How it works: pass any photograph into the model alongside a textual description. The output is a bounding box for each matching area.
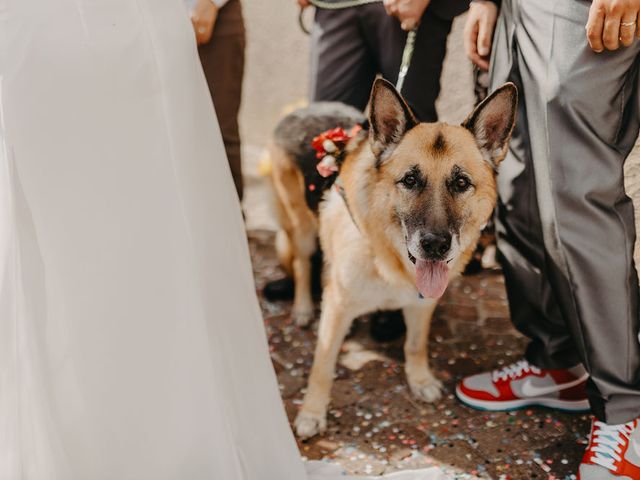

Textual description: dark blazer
[317,0,471,21]
[429,0,471,20]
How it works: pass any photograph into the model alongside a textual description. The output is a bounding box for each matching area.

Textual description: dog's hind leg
[403,302,443,403]
[275,229,293,276]
[289,227,317,326]
[295,288,353,438]
[270,145,318,326]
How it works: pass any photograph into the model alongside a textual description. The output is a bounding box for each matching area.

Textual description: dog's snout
[421,232,451,259]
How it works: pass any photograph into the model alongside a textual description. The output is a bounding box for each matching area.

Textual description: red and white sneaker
[455,359,590,411]
[578,418,640,479]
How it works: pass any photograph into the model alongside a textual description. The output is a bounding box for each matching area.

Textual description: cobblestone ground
[249,231,594,480]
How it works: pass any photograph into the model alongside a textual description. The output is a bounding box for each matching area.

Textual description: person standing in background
[302,0,469,122]
[189,0,246,200]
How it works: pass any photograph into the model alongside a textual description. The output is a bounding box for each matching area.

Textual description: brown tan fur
[269,142,319,325]
[270,80,518,438]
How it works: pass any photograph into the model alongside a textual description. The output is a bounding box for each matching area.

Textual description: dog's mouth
[408,251,449,299]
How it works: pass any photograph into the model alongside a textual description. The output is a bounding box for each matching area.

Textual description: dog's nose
[421,232,451,259]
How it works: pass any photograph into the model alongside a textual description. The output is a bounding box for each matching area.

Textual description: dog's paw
[294,409,326,439]
[409,375,443,403]
[292,308,315,327]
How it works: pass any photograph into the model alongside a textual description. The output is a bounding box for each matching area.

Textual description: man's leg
[514,0,640,424]
[490,0,582,370]
[198,0,246,200]
[361,5,452,122]
[310,7,377,109]
[456,0,592,415]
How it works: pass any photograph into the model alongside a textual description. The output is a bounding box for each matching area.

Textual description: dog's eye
[453,175,471,193]
[401,173,418,189]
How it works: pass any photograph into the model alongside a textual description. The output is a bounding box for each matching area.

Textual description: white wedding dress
[0,1,445,479]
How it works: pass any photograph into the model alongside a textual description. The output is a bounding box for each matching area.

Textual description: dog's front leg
[403,302,443,403]
[295,289,353,438]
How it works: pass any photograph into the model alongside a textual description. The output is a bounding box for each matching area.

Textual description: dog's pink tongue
[415,260,449,299]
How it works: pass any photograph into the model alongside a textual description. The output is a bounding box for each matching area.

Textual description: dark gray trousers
[491,0,640,423]
[310,3,453,122]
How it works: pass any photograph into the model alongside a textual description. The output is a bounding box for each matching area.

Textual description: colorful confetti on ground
[249,231,591,480]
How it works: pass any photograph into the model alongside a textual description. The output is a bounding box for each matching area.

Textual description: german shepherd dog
[270,79,517,438]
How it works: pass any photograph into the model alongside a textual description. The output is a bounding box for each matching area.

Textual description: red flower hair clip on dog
[312,125,362,178]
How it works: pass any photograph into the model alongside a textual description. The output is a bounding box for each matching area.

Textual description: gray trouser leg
[491,0,640,423]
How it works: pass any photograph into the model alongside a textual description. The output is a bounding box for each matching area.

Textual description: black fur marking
[397,165,426,192]
[432,132,447,154]
[273,102,365,212]
[446,165,473,196]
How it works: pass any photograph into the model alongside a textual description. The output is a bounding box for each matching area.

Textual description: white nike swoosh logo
[519,373,588,397]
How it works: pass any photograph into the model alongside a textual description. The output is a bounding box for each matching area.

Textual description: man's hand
[587,0,640,52]
[191,0,219,46]
[298,0,311,7]
[463,1,499,71]
[383,0,431,31]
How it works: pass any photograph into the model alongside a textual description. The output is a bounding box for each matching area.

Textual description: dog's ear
[462,83,518,169]
[368,78,418,163]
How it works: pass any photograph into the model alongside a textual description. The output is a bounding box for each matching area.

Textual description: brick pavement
[249,231,595,480]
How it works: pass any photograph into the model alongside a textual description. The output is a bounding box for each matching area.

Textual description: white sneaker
[578,418,640,479]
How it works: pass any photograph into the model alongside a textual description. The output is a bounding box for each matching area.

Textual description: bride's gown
[0,1,444,479]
